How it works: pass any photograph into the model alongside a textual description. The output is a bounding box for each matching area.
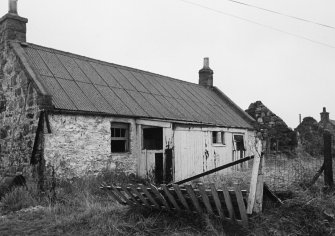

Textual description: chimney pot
[323,107,327,112]
[203,57,209,68]
[9,0,18,15]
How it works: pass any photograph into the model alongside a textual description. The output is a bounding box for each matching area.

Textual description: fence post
[324,131,333,188]
[247,138,264,214]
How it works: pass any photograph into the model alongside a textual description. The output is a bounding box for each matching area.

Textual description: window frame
[212,131,226,146]
[232,134,245,151]
[110,122,130,153]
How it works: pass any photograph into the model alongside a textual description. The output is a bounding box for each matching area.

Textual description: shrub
[0,187,37,212]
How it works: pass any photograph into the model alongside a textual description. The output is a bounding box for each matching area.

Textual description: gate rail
[100,183,249,227]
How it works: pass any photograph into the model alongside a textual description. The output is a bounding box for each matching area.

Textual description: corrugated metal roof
[19,42,254,129]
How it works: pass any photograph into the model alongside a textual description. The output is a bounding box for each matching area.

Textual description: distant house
[319,107,335,134]
[0,3,256,189]
[295,107,335,157]
[318,107,335,152]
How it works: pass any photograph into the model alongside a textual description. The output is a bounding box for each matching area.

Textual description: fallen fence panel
[101,183,249,226]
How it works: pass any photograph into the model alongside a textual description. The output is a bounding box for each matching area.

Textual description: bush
[0,187,37,212]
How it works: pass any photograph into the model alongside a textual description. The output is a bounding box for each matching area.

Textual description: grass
[0,171,246,236]
[1,168,335,235]
[0,187,37,213]
[249,186,335,235]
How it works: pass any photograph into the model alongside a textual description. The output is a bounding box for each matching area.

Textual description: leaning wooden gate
[100,183,248,226]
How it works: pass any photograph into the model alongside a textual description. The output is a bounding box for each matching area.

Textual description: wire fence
[200,152,329,193]
[264,153,323,192]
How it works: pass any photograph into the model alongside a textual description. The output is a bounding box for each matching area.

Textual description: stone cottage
[0,1,257,189]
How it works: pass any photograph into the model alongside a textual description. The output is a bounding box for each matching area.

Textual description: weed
[0,187,37,212]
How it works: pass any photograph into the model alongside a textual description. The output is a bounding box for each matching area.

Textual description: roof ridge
[23,42,205,88]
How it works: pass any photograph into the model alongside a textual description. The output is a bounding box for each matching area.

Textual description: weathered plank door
[140,126,167,184]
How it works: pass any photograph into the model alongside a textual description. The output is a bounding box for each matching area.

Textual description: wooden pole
[324,132,333,187]
[247,138,264,214]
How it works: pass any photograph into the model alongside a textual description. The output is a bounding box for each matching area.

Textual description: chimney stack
[199,57,213,88]
[9,0,18,15]
[0,0,27,47]
[320,107,330,123]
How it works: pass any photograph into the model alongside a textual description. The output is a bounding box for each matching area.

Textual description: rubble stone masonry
[44,114,137,180]
[0,46,40,179]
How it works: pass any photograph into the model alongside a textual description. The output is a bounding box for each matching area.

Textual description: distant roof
[13,42,254,129]
[330,120,335,126]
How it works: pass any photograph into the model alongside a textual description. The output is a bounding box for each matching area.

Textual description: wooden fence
[100,183,249,227]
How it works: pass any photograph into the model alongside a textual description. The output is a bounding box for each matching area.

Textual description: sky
[1,0,335,129]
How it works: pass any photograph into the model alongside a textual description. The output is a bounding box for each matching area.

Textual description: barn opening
[142,127,166,184]
[142,127,163,150]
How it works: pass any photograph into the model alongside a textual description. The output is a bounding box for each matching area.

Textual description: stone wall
[44,114,137,180]
[246,101,296,152]
[0,45,41,179]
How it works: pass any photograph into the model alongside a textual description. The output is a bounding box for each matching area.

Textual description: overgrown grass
[249,186,335,235]
[0,187,37,213]
[1,169,335,235]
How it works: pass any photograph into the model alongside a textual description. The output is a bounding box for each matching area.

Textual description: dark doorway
[165,148,173,183]
[155,153,164,184]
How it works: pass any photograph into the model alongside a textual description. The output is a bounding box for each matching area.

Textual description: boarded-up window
[212,131,225,145]
[111,123,129,153]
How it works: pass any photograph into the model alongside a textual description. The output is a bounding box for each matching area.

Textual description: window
[212,131,225,145]
[111,123,129,153]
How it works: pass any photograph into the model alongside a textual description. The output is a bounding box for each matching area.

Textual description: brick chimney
[0,0,28,49]
[199,57,213,88]
[320,107,329,123]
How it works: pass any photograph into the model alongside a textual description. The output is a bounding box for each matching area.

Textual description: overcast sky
[2,0,335,128]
